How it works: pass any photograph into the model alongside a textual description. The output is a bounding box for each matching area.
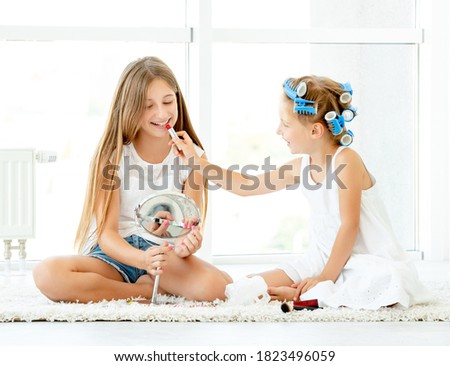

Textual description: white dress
[278,146,431,310]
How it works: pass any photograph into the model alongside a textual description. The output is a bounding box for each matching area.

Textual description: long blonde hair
[74,56,207,253]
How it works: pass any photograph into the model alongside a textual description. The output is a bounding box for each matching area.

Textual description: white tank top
[84,142,203,251]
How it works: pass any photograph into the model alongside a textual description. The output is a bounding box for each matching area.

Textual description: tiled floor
[0,260,449,347]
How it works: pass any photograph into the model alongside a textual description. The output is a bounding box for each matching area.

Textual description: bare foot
[267,286,297,301]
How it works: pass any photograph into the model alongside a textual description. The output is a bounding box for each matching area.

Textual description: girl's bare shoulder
[335,147,365,169]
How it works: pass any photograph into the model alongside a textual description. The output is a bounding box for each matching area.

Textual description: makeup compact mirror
[134,192,201,304]
[135,192,200,244]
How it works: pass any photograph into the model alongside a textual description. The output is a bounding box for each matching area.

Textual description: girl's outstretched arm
[292,148,365,299]
[171,131,302,197]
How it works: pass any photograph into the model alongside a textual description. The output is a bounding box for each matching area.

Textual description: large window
[0,0,428,261]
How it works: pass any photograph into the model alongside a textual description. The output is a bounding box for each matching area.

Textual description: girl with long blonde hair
[33,56,231,303]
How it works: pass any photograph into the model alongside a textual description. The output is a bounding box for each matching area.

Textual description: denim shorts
[88,235,158,283]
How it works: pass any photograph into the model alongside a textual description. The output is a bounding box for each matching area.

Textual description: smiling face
[277,97,312,154]
[137,78,178,140]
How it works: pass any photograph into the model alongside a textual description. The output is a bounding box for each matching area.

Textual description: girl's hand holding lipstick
[165,124,182,151]
[168,130,199,161]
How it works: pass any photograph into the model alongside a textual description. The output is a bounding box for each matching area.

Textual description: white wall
[418,0,450,261]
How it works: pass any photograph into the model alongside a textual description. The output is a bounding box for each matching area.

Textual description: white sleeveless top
[278,146,432,309]
[84,143,203,251]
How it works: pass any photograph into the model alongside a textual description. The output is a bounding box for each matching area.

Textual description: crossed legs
[33,253,232,303]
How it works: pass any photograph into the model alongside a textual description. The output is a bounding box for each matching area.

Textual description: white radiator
[0,149,56,268]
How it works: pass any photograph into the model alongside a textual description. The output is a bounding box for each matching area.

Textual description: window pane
[0,0,185,27]
[212,0,310,29]
[0,41,186,259]
[211,44,312,256]
[310,0,415,28]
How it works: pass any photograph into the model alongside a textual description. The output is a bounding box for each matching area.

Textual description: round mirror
[134,192,201,304]
[134,192,200,245]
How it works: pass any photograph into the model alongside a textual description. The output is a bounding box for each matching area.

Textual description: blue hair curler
[284,78,316,115]
[342,106,357,122]
[325,111,345,135]
[339,82,353,104]
[340,130,354,146]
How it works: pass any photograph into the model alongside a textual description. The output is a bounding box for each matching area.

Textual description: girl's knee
[188,268,231,302]
[221,270,233,284]
[33,259,52,289]
[33,258,66,301]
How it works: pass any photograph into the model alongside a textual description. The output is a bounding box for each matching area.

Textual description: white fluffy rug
[1,281,449,323]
